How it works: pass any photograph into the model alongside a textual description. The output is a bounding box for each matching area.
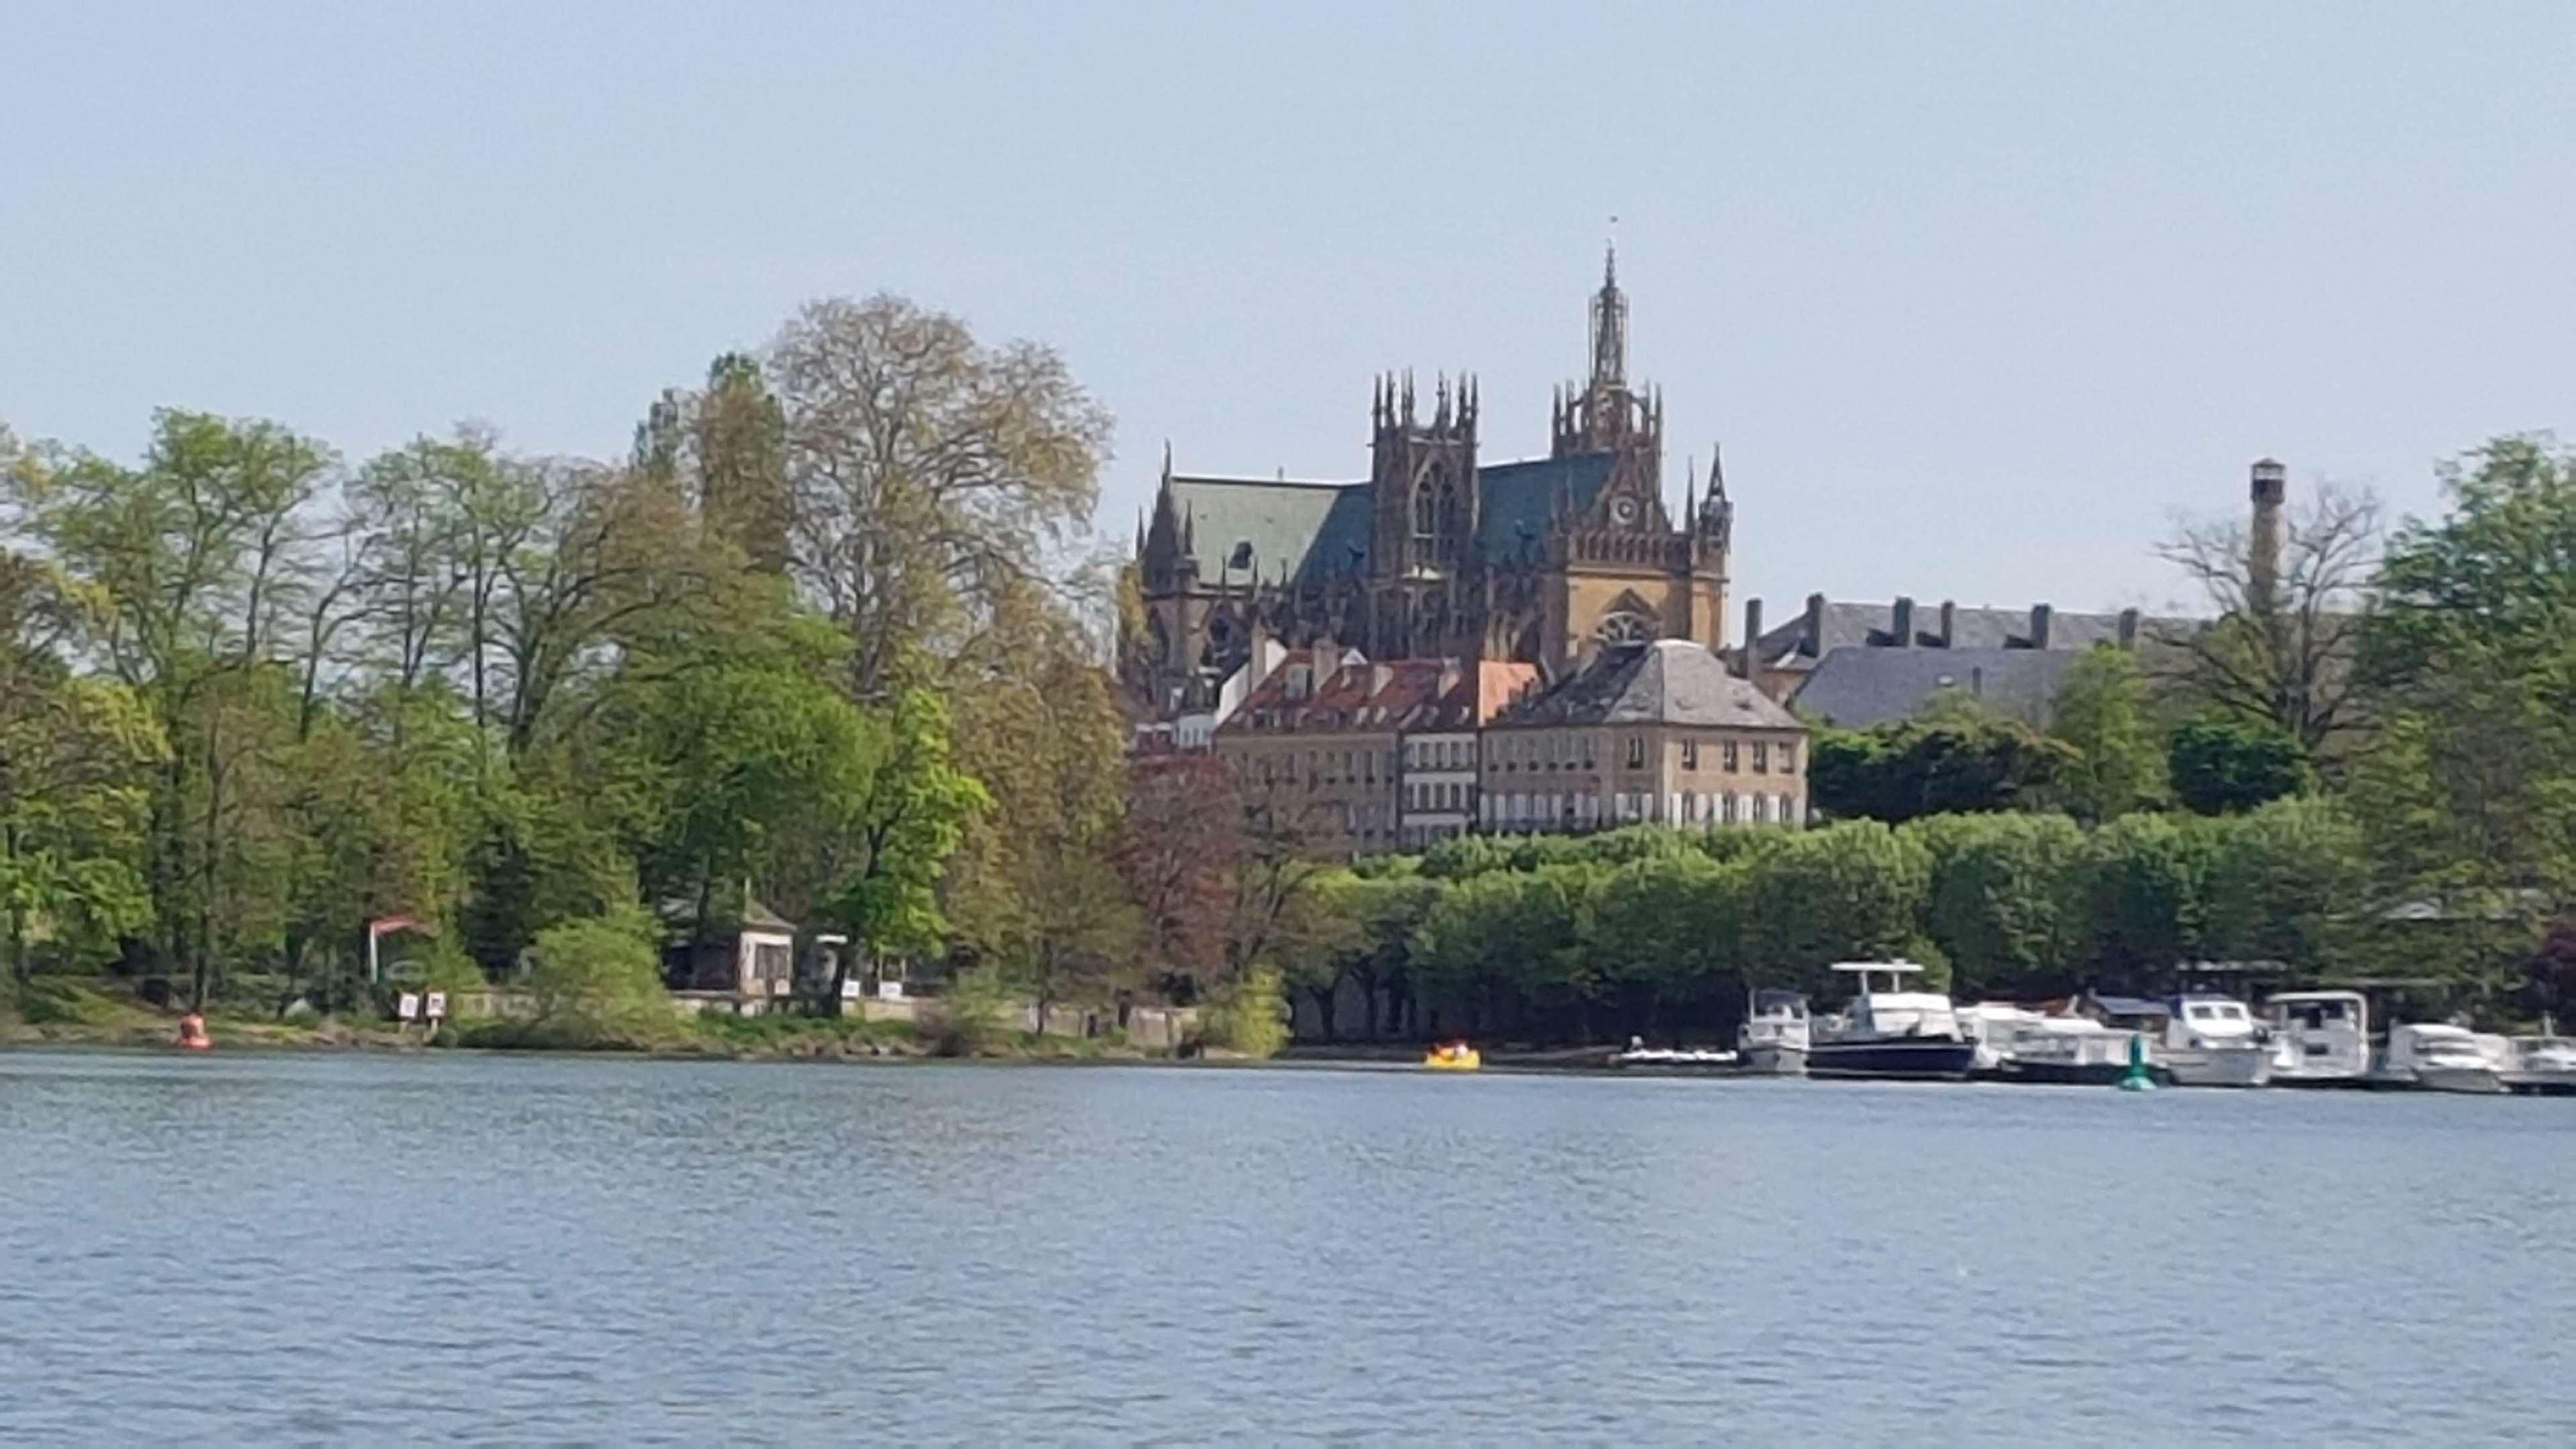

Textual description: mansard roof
[1750,597,2192,669]
[1790,646,2078,730]
[1495,639,1802,732]
[1157,452,1615,586]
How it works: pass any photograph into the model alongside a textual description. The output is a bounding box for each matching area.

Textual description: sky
[5,2,2571,621]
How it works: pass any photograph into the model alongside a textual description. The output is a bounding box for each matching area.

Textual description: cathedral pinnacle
[1589,243,1628,393]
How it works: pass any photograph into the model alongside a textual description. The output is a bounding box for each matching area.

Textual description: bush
[930,966,1012,1057]
[523,906,678,1046]
[1202,967,1289,1058]
[15,977,127,1026]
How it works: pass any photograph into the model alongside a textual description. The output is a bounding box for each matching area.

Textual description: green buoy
[2117,1030,2158,1091]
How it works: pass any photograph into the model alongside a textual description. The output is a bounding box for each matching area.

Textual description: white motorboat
[1809,962,1980,1081]
[2159,994,2274,1087]
[2377,1023,2508,1093]
[2263,989,2371,1087]
[1736,989,1810,1075]
[1957,1002,2044,1077]
[1996,1012,2147,1085]
[1609,1040,1741,1071]
[2506,1036,2576,1095]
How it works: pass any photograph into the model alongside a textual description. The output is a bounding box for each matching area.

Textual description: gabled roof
[1494,639,1802,731]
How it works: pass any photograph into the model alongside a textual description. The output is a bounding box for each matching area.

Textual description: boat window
[2189,1004,2216,1020]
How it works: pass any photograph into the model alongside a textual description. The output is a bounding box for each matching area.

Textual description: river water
[3,1049,2572,1444]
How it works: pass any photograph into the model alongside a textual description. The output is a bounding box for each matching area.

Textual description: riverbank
[0,980,1185,1063]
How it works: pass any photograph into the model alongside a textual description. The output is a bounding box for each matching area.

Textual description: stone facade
[1126,250,1732,719]
[1480,639,1808,833]
[1214,652,1539,859]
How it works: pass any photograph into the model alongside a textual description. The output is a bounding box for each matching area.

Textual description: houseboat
[2263,989,2372,1087]
[1809,962,1981,1081]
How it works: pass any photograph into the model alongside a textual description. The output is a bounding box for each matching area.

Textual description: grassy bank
[1,977,1174,1063]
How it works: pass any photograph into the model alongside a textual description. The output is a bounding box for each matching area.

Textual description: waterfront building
[1479,638,1807,833]
[1214,651,1536,859]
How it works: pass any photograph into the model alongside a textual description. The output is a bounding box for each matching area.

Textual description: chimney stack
[2117,607,2140,648]
[1804,593,1827,661]
[1891,596,1917,649]
[1939,600,1957,649]
[2249,458,2288,618]
[1741,597,1764,686]
[2029,602,2055,651]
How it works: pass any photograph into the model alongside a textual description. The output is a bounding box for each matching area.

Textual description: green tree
[2198,798,2370,976]
[1911,812,2089,999]
[1809,712,2075,823]
[820,686,989,1003]
[1740,822,1935,991]
[2084,812,2217,985]
[2360,435,2576,923]
[2168,717,2310,814]
[2048,645,2166,822]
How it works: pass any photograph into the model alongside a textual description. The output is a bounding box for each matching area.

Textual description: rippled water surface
[5,1050,2574,1444]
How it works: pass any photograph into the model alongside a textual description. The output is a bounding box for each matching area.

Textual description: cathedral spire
[1589,241,1627,392]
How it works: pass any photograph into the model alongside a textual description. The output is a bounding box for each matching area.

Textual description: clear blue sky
[5,2,2570,620]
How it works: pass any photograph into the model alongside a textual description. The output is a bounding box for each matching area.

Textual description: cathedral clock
[1610,494,1639,525]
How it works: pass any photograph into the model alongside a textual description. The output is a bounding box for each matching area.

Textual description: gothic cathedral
[1125,252,1732,715]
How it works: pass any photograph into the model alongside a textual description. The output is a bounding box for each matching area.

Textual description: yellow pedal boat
[1423,1044,1482,1071]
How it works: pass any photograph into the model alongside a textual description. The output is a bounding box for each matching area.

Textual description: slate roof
[1789,646,2078,729]
[1166,476,1371,586]
[1220,653,1541,735]
[1493,640,1803,731]
[1750,599,2192,668]
[1162,452,1613,584]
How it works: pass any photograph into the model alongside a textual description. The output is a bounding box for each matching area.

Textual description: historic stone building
[1126,252,1733,717]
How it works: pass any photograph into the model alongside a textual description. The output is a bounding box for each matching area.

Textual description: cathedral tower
[1366,370,1480,658]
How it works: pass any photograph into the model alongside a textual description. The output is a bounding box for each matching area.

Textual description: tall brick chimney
[2029,602,2055,651]
[1890,596,1916,649]
[1803,593,1827,663]
[2249,457,2288,618]
[1741,598,1764,686]
[1939,600,1957,649]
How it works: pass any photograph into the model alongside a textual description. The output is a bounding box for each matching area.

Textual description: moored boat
[1423,1042,1481,1072]
[2506,1036,2576,1095]
[1997,1013,2156,1085]
[1737,989,1810,1076]
[2375,1023,2508,1093]
[2263,989,2371,1087]
[1809,962,1980,1081]
[2163,994,2273,1087]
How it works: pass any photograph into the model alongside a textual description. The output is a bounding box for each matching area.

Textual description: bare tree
[2153,478,2382,755]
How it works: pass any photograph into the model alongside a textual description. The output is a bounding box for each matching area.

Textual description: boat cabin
[2263,989,2371,1081]
[1827,961,1960,1040]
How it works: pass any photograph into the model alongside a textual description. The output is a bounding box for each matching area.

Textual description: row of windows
[1483,790,1804,828]
[1406,737,1476,771]
[1407,781,1470,813]
[1490,736,1800,775]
